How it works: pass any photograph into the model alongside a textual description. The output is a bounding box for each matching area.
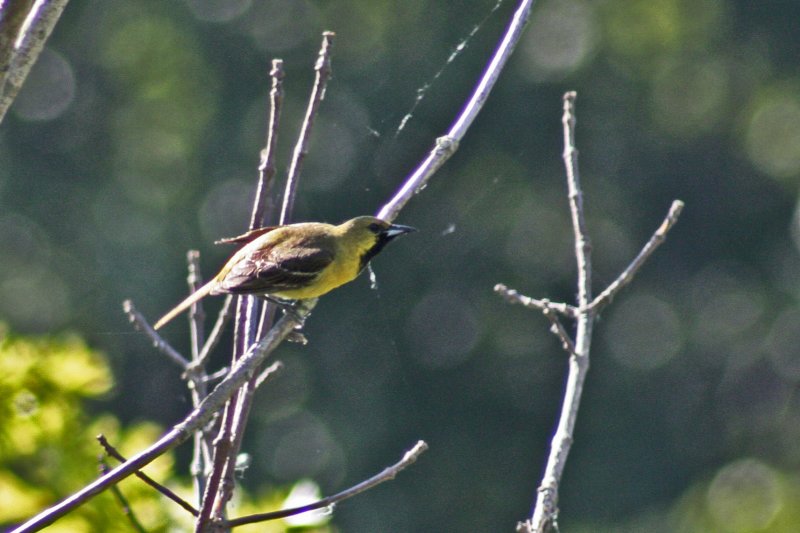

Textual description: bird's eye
[368,222,383,233]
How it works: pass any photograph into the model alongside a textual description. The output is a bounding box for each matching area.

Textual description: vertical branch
[0,0,70,124]
[187,250,206,363]
[250,59,285,230]
[186,250,211,505]
[524,92,593,533]
[279,30,334,225]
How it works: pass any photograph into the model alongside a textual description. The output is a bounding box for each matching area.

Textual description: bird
[153,216,415,329]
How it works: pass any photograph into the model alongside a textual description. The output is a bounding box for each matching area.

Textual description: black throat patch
[358,233,396,273]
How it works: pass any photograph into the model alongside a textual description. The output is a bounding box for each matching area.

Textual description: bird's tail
[154,280,216,330]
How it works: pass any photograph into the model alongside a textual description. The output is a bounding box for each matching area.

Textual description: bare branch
[99,461,147,533]
[540,303,577,356]
[525,91,593,533]
[250,58,285,229]
[0,0,70,124]
[377,0,538,222]
[122,300,189,369]
[254,360,283,389]
[494,284,577,318]
[97,434,199,517]
[0,1,36,94]
[195,295,234,369]
[589,200,684,312]
[225,441,428,527]
[196,425,233,530]
[279,31,334,225]
[187,250,206,361]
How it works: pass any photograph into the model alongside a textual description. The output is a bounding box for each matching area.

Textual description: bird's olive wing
[218,245,334,294]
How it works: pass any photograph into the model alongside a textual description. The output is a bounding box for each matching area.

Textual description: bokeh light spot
[199,179,253,241]
[237,0,317,52]
[650,57,729,137]
[604,293,683,370]
[519,0,598,81]
[268,414,343,482]
[184,0,252,23]
[0,267,70,330]
[689,264,765,349]
[745,91,800,181]
[12,48,76,122]
[706,458,782,532]
[93,188,162,247]
[407,291,480,368]
[766,308,800,382]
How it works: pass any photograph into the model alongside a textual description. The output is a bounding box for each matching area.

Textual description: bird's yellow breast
[271,252,360,299]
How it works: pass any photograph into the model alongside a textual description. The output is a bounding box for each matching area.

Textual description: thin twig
[279,31,334,224]
[123,300,189,369]
[97,435,199,517]
[0,0,70,124]
[202,367,230,383]
[541,303,577,356]
[494,284,577,318]
[196,295,234,368]
[225,441,428,527]
[11,301,315,533]
[186,251,211,503]
[377,0,538,222]
[254,360,283,389]
[588,200,684,312]
[250,58,285,230]
[187,250,206,361]
[99,461,147,533]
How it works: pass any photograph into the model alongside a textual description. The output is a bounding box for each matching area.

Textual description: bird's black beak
[384,223,416,238]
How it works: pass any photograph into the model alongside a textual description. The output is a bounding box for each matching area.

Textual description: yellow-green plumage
[153,216,414,330]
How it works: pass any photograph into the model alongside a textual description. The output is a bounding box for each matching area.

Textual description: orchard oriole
[154,216,415,329]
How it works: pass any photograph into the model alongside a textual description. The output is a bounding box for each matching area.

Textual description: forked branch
[497,93,684,533]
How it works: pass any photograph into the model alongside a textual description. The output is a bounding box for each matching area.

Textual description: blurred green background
[3,0,800,531]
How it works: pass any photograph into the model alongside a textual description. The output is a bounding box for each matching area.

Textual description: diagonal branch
[250,58,285,230]
[225,441,428,528]
[99,461,147,533]
[0,0,70,124]
[195,295,233,369]
[97,434,199,517]
[123,300,189,369]
[377,0,538,222]
[589,200,684,312]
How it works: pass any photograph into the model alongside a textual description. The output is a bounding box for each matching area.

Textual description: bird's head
[338,216,416,271]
